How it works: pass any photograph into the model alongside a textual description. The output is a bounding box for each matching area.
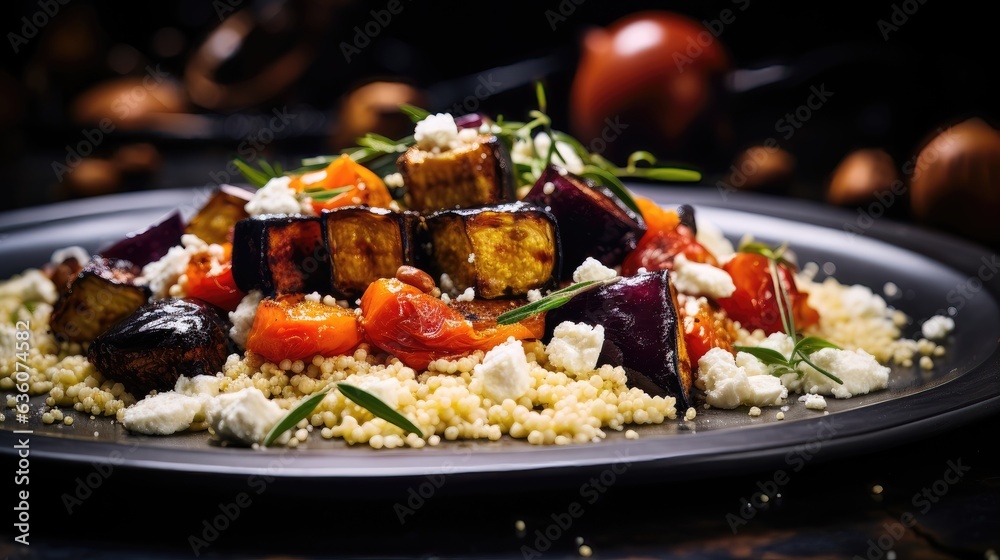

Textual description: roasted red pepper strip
[184,243,245,312]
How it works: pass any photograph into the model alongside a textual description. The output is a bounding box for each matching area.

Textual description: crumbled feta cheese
[137,234,209,299]
[572,257,618,284]
[801,394,827,410]
[637,267,648,274]
[457,127,479,144]
[532,132,584,174]
[206,388,289,446]
[542,182,555,195]
[527,289,543,303]
[121,392,204,435]
[0,269,58,304]
[356,377,401,410]
[229,290,264,349]
[791,348,890,399]
[468,253,475,263]
[921,315,955,340]
[383,172,404,188]
[694,217,735,258]
[475,339,531,402]
[440,293,451,304]
[50,246,90,265]
[414,113,460,151]
[670,253,736,299]
[245,176,311,216]
[174,374,224,398]
[696,348,788,409]
[546,322,605,375]
[304,292,322,303]
[456,287,476,302]
[841,284,888,318]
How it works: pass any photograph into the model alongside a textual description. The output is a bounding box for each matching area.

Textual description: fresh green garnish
[496,278,617,326]
[233,157,283,188]
[264,382,422,447]
[302,186,354,201]
[400,104,430,123]
[733,242,843,385]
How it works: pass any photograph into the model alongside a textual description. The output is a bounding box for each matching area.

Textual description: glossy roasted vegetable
[289,154,393,211]
[717,253,819,335]
[621,224,716,276]
[397,135,516,212]
[545,271,693,408]
[523,167,645,274]
[88,298,229,396]
[360,278,544,370]
[184,185,253,244]
[100,211,184,267]
[183,243,245,312]
[425,201,559,299]
[246,294,362,363]
[449,297,545,333]
[322,206,423,299]
[677,296,734,372]
[231,215,330,295]
[50,257,150,344]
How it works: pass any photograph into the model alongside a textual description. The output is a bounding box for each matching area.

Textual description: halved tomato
[717,253,819,335]
[246,294,362,363]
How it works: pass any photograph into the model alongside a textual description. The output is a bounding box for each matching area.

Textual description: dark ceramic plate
[1,186,998,492]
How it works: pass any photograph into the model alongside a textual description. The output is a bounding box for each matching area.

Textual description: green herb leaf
[496,279,614,325]
[23,301,38,314]
[580,165,643,217]
[793,336,842,357]
[624,167,703,182]
[768,258,796,345]
[733,345,792,367]
[264,389,331,446]
[357,133,409,153]
[303,186,354,201]
[233,158,281,188]
[338,383,423,436]
[738,240,793,267]
[534,81,548,115]
[400,104,430,123]
[626,151,657,173]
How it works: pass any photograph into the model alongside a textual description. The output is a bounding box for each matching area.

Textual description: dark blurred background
[1,0,997,244]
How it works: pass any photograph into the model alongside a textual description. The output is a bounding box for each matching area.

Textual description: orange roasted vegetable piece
[184,243,245,312]
[246,294,362,363]
[634,196,680,234]
[359,278,544,370]
[289,154,393,211]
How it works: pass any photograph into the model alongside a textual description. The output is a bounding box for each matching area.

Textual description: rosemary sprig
[302,185,354,201]
[496,278,617,325]
[233,158,283,188]
[264,382,423,447]
[400,104,430,123]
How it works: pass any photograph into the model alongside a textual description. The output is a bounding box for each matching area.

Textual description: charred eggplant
[545,271,693,408]
[523,167,645,274]
[185,185,253,244]
[231,215,330,295]
[88,298,229,396]
[50,257,150,343]
[398,135,516,212]
[322,207,422,298]
[425,202,559,299]
[99,211,184,267]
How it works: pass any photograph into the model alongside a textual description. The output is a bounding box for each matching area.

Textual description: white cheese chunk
[694,217,735,259]
[696,348,787,409]
[229,290,264,349]
[792,348,890,399]
[921,315,955,340]
[670,253,736,299]
[414,113,460,151]
[572,257,618,284]
[546,322,605,375]
[355,377,401,410]
[801,394,828,410]
[383,172,404,188]
[475,339,532,402]
[206,388,289,446]
[456,287,476,302]
[121,392,204,435]
[174,374,224,398]
[245,176,312,216]
[527,289,543,303]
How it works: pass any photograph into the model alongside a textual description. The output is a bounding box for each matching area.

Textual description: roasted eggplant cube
[50,257,150,344]
[523,166,645,274]
[322,207,422,298]
[232,215,330,295]
[397,135,515,212]
[545,271,693,408]
[185,185,253,244]
[99,211,184,268]
[88,298,229,397]
[426,202,559,299]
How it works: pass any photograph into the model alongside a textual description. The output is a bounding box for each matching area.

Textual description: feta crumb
[670,253,736,299]
[533,132,584,174]
[245,176,311,216]
[414,113,460,151]
[749,406,762,417]
[121,392,204,435]
[921,315,955,340]
[356,377,401,410]
[542,182,555,195]
[685,407,697,421]
[50,246,90,265]
[791,348,890,399]
[456,287,475,302]
[694,217,735,258]
[440,293,451,304]
[137,234,209,299]
[801,394,827,410]
[546,322,605,375]
[468,253,476,263]
[475,339,531,402]
[637,267,648,274]
[527,289,543,303]
[696,348,788,409]
[572,257,618,283]
[174,374,223,398]
[206,388,289,446]
[383,172,404,188]
[229,290,264,349]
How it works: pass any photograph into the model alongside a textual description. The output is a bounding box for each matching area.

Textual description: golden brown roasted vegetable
[232,215,330,295]
[185,185,253,244]
[50,257,150,343]
[322,206,423,298]
[425,202,559,299]
[448,297,545,334]
[397,135,515,212]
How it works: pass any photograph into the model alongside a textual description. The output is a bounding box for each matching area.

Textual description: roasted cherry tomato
[359,278,544,370]
[717,253,819,335]
[246,294,362,363]
[184,243,245,312]
[678,297,734,371]
[289,154,393,211]
[622,225,716,275]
